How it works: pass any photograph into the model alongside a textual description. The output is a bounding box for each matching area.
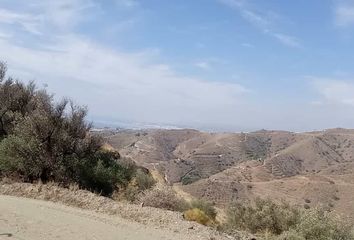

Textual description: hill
[105,128,354,220]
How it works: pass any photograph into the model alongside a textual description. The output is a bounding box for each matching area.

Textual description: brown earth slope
[105,128,354,220]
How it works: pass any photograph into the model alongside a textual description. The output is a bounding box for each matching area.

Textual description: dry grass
[0,181,182,227]
[0,181,240,240]
[136,185,189,212]
[183,208,213,226]
[189,199,217,220]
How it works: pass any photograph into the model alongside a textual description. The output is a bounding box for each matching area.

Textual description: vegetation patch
[224,198,354,239]
[0,61,139,196]
[189,199,217,220]
[136,186,189,212]
[183,208,214,226]
[225,198,300,235]
[181,175,201,185]
[122,168,156,202]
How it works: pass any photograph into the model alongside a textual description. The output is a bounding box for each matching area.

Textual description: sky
[1,0,354,131]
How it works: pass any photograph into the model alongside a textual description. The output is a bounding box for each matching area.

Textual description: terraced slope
[105,128,354,220]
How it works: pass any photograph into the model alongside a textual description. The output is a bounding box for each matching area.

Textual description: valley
[105,128,354,220]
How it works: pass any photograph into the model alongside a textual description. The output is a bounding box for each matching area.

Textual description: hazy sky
[1,0,354,131]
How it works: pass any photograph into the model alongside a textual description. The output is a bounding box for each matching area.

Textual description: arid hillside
[104,128,354,220]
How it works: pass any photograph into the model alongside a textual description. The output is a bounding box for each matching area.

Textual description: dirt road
[0,195,208,240]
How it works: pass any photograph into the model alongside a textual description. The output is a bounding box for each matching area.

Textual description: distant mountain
[92,120,186,131]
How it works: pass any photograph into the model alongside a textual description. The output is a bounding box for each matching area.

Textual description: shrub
[0,135,42,178]
[135,168,155,191]
[225,198,354,240]
[289,208,354,240]
[274,230,306,240]
[123,184,140,202]
[0,129,135,196]
[122,168,155,202]
[74,151,136,196]
[190,199,217,220]
[225,198,301,235]
[183,208,213,226]
[137,186,188,212]
[0,63,37,139]
[0,61,137,196]
[181,174,201,185]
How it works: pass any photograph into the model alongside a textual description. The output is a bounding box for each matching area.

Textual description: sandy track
[0,195,208,240]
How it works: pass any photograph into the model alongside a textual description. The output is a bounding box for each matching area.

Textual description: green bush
[225,198,354,240]
[181,174,201,185]
[0,61,136,196]
[225,198,301,235]
[122,168,155,202]
[287,208,354,240]
[135,168,155,191]
[74,151,136,196]
[0,118,135,196]
[0,135,42,179]
[0,62,37,139]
